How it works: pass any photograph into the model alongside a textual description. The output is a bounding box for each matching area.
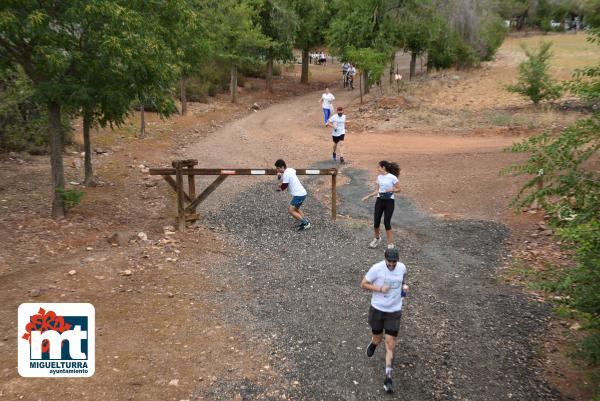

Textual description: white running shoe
[368,237,382,248]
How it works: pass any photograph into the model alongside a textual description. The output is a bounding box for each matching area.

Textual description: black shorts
[368,306,402,337]
[332,134,345,143]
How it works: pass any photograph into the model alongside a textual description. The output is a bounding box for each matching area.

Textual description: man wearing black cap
[360,247,409,393]
[327,106,346,163]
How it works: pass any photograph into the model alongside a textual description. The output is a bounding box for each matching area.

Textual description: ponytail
[379,160,400,177]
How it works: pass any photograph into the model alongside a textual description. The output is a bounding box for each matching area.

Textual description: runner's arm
[360,277,389,293]
[385,181,401,194]
[362,183,380,201]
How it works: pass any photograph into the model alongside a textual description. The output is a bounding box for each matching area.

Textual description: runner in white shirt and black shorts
[360,247,409,393]
[362,161,401,248]
[275,159,311,231]
[327,106,346,163]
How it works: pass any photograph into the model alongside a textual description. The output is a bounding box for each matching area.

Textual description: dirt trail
[174,83,560,399]
[0,48,580,400]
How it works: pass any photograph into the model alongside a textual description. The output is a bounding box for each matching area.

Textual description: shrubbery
[506,42,563,104]
[0,66,73,154]
[503,30,600,397]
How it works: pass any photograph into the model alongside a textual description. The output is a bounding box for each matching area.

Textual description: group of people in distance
[309,51,328,65]
[273,85,407,393]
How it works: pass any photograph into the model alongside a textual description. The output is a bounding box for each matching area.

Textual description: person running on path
[320,88,335,127]
[360,247,409,394]
[327,106,346,163]
[348,64,356,90]
[342,62,350,87]
[361,161,401,248]
[275,159,311,231]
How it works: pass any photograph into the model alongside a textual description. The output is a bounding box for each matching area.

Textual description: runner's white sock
[385,367,393,377]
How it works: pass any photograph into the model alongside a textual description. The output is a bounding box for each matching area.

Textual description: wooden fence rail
[148,159,338,231]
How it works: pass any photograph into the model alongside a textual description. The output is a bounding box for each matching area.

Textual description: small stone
[86,247,93,251]
[137,232,148,241]
[145,182,157,188]
[30,289,41,297]
[108,232,129,246]
[68,270,77,276]
[570,323,582,331]
[168,379,179,386]
[82,257,95,263]
[167,292,174,298]
[121,270,133,276]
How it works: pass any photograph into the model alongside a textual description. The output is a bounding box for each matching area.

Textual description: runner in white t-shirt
[320,88,335,127]
[360,247,409,394]
[362,161,401,248]
[274,159,311,231]
[327,106,347,163]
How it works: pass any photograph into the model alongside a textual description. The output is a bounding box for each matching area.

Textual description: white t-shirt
[365,260,406,313]
[377,173,399,199]
[329,114,346,137]
[281,168,307,197]
[321,93,335,110]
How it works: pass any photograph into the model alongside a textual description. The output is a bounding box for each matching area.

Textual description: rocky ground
[196,172,559,400]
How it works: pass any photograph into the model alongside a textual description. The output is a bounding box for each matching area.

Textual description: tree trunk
[230,64,238,103]
[528,0,539,20]
[83,108,93,186]
[359,71,363,104]
[266,56,274,93]
[48,102,65,219]
[389,51,395,86]
[140,104,145,138]
[410,52,417,80]
[180,77,187,115]
[363,70,370,94]
[301,49,309,84]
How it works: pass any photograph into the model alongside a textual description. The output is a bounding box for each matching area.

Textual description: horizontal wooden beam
[149,168,337,176]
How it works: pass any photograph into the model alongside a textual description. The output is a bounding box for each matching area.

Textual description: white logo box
[18,303,95,377]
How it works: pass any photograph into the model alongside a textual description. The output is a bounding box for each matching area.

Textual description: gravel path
[195,166,560,401]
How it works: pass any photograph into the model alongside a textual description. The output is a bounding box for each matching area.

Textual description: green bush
[478,14,509,61]
[502,114,600,396]
[506,42,562,104]
[0,66,75,153]
[56,188,85,211]
[428,30,478,70]
[238,59,282,79]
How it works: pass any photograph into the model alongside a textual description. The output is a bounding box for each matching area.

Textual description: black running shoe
[297,222,312,231]
[366,342,377,357]
[383,376,393,393]
[340,156,345,164]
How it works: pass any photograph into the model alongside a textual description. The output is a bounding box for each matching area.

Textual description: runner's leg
[384,200,395,244]
[374,198,384,239]
[288,205,303,221]
[385,334,396,370]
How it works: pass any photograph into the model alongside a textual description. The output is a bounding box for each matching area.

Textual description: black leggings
[374,198,395,230]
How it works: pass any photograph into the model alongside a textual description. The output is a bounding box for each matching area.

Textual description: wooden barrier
[149,159,338,231]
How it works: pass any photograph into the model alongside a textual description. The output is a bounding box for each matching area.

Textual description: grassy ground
[502,32,599,79]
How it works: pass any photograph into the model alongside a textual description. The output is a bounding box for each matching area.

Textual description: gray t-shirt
[365,260,406,312]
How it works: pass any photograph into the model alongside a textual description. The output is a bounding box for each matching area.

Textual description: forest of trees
[0,0,597,218]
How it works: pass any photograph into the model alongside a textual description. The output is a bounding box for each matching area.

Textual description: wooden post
[187,166,196,202]
[175,164,185,231]
[331,170,337,221]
